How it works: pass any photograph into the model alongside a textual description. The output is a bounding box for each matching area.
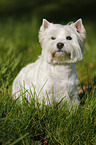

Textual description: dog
[12,19,86,106]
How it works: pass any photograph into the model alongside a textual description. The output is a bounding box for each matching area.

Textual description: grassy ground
[0,17,96,144]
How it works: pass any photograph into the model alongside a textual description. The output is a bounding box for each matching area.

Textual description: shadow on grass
[79,76,96,103]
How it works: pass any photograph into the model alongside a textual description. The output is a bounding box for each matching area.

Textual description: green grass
[0,86,96,144]
[0,16,96,144]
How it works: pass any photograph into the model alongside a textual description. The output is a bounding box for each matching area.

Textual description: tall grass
[0,17,96,144]
[0,86,96,144]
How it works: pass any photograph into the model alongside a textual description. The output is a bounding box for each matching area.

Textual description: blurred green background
[0,0,96,84]
[0,0,96,21]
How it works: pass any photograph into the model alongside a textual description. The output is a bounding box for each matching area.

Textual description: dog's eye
[66,36,72,40]
[51,37,56,40]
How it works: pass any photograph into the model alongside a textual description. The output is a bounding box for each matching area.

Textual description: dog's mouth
[52,51,71,59]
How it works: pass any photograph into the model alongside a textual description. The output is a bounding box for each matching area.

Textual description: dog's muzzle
[52,42,71,61]
[57,42,64,51]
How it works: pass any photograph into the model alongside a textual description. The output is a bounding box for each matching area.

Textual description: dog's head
[39,19,86,64]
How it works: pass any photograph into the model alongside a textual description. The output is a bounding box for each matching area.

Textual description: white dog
[12,19,86,106]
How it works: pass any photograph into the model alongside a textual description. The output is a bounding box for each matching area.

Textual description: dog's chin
[50,51,72,64]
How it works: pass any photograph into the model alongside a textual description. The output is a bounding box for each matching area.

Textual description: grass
[0,16,96,144]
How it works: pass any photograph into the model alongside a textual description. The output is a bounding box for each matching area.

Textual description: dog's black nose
[57,42,64,50]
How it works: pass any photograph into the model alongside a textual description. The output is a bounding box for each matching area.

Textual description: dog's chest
[43,64,78,97]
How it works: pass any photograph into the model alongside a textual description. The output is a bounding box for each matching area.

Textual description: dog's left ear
[74,19,83,33]
[71,19,86,39]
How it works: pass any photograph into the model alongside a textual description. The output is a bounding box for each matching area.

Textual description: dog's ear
[74,19,85,33]
[71,19,86,39]
[42,19,50,30]
[39,19,51,44]
[74,19,82,33]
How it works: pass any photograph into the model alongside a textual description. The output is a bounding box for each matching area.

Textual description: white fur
[12,19,86,106]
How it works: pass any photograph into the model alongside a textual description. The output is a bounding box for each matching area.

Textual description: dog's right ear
[42,19,50,30]
[39,19,51,44]
[40,19,51,31]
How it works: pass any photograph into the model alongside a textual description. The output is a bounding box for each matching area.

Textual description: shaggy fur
[12,19,86,105]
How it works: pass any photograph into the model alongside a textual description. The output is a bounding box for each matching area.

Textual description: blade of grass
[10,133,29,145]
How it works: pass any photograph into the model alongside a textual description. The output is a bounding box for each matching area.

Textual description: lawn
[0,16,96,144]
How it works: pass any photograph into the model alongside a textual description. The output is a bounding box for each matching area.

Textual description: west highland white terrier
[12,19,86,106]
